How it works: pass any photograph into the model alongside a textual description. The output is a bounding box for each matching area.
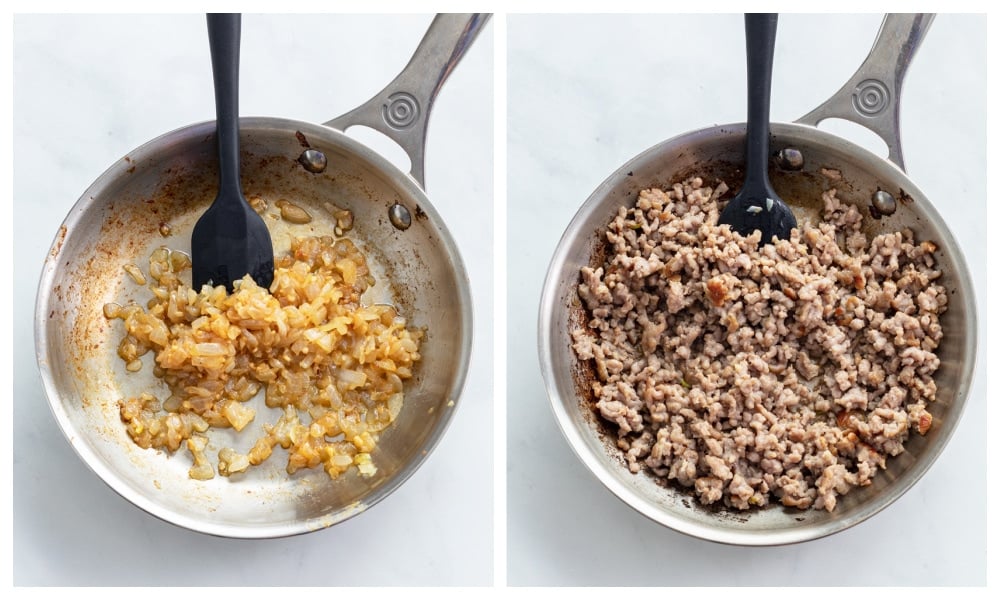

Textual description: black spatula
[191,13,274,292]
[718,13,796,244]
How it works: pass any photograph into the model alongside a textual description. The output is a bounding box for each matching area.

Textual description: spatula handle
[743,13,778,196]
[207,13,243,196]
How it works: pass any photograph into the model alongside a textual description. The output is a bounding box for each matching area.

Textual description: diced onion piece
[335,259,357,285]
[103,303,122,319]
[221,400,256,432]
[331,454,353,467]
[337,369,367,390]
[218,447,251,476]
[388,393,403,420]
[355,453,376,477]
[189,464,214,480]
[193,343,227,356]
[186,436,214,480]
[124,264,147,285]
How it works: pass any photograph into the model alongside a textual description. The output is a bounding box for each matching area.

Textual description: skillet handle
[325,13,491,189]
[794,13,934,172]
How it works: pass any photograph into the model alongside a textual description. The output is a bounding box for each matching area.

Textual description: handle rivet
[298,149,328,173]
[872,190,897,216]
[777,147,804,170]
[389,203,412,230]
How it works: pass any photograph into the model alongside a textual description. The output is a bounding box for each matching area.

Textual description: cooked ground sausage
[571,177,945,511]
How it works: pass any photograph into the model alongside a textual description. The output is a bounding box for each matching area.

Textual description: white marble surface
[13,14,492,586]
[508,14,985,586]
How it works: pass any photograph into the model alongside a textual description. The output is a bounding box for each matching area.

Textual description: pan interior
[540,122,976,545]
[37,118,471,537]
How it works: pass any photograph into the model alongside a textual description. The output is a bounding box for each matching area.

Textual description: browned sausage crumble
[571,177,945,511]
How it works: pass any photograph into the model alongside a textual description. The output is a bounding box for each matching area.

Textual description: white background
[8,10,992,591]
[13,14,493,586]
[507,13,986,585]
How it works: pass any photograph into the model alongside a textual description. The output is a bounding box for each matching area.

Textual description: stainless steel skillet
[35,13,489,539]
[539,14,977,546]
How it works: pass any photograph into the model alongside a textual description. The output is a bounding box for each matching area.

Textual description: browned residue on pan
[295,130,311,148]
[66,162,216,409]
[50,225,67,259]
